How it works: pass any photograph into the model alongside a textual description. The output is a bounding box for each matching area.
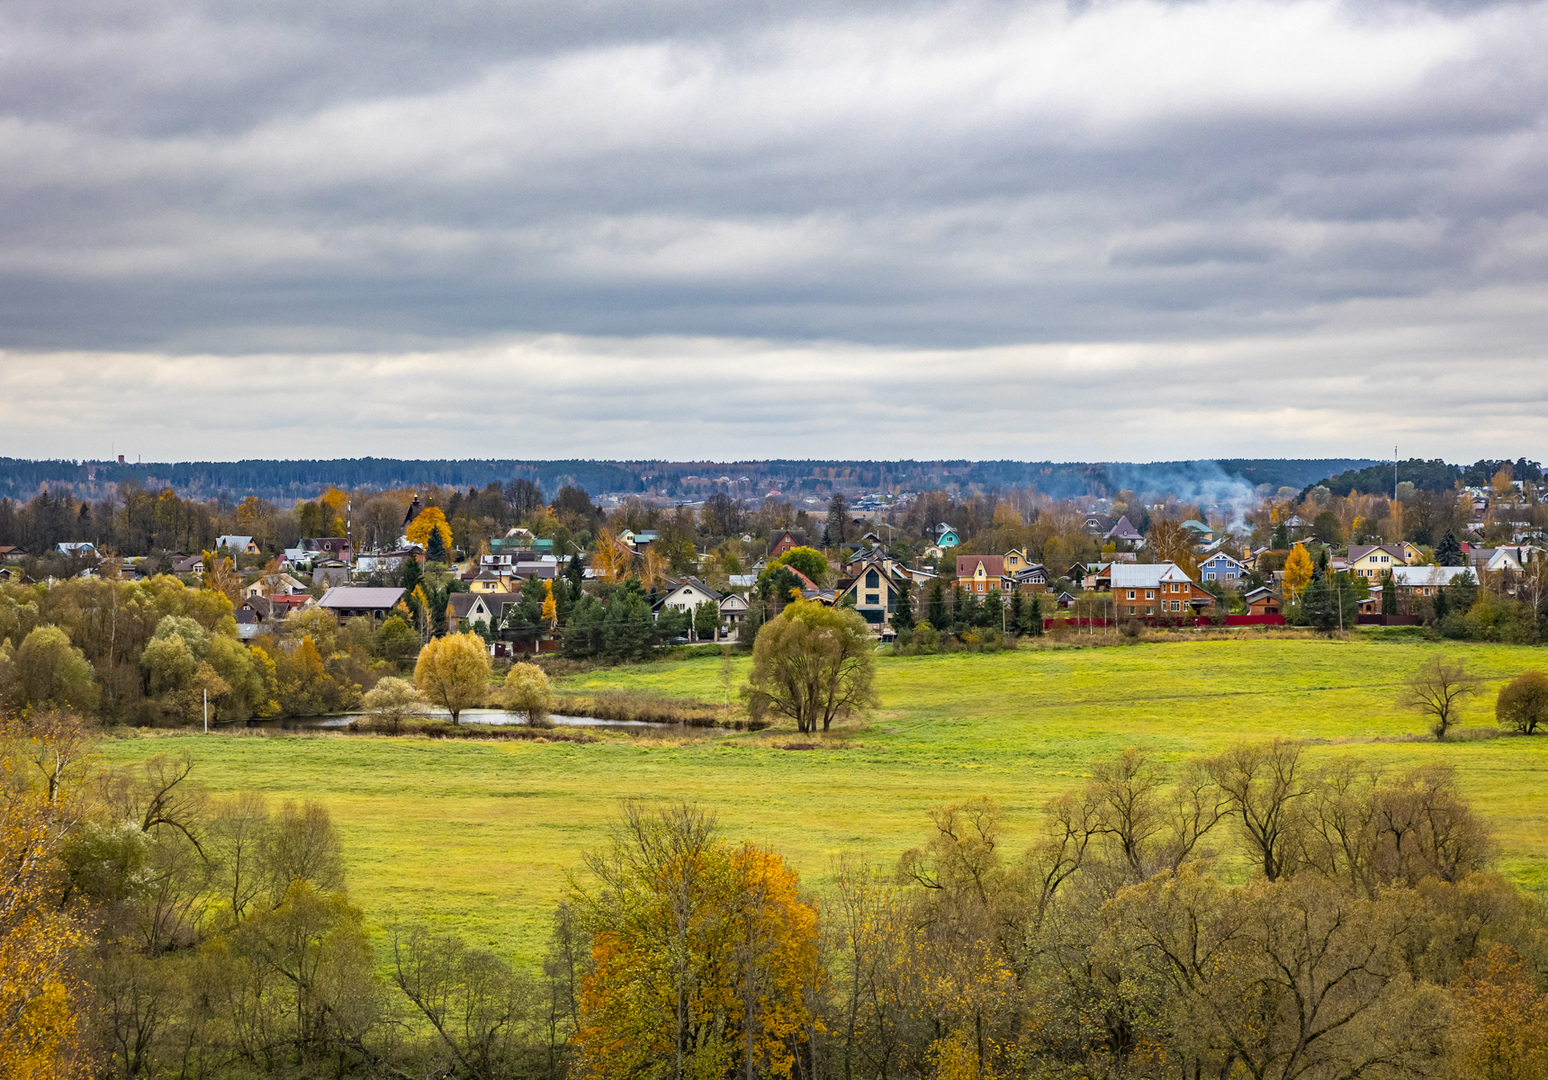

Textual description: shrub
[1496,671,1548,735]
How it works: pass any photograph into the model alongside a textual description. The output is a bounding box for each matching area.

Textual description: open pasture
[102,634,1548,962]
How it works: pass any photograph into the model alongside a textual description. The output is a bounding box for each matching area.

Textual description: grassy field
[101,632,1548,963]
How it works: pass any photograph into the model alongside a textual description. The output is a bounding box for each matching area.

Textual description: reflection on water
[248,707,667,731]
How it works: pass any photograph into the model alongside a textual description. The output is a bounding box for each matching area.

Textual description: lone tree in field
[414,631,491,724]
[359,676,426,733]
[1496,670,1548,735]
[744,600,878,734]
[1400,656,1482,740]
[502,662,553,727]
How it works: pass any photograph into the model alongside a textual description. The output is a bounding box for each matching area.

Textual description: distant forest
[0,456,1379,503]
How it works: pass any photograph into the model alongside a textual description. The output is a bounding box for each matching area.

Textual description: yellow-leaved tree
[405,506,454,560]
[0,713,92,1080]
[573,803,822,1080]
[413,631,490,724]
[1283,543,1314,602]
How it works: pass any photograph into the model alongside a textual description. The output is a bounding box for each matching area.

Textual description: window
[1146,606,1154,615]
[1205,572,1214,580]
[866,570,879,588]
[865,593,880,606]
[1127,590,1136,600]
[1145,590,1155,600]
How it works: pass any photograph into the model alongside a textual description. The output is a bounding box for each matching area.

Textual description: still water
[247,707,667,731]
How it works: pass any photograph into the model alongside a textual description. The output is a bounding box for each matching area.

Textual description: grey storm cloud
[1,0,1546,460]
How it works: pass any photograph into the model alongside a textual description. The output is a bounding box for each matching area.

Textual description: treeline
[0,457,1376,504]
[9,721,1548,1079]
[0,575,427,724]
[1311,456,1546,497]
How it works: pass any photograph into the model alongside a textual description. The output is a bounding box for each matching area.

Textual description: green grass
[101,633,1548,963]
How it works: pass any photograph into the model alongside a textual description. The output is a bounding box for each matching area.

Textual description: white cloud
[0,0,1546,456]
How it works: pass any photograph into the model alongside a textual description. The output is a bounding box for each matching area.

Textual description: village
[3,458,1544,656]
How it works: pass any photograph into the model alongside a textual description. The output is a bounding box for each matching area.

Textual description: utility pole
[203,688,209,733]
[1394,447,1398,501]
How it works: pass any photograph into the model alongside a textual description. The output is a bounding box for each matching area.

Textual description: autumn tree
[1282,542,1314,602]
[502,662,552,727]
[1496,670,1548,735]
[0,625,99,714]
[1400,656,1483,739]
[571,803,821,1080]
[406,506,455,561]
[1144,518,1199,578]
[744,601,878,734]
[414,631,491,723]
[0,713,92,1079]
[358,676,426,733]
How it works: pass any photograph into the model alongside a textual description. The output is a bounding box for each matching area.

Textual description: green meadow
[101,633,1548,963]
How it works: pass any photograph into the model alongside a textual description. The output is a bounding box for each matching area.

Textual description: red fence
[1042,614,1286,630]
[1356,614,1423,626]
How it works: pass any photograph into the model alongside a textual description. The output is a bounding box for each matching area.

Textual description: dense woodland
[0,457,1381,504]
[6,715,1548,1080]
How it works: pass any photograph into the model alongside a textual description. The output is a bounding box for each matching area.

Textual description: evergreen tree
[1381,571,1397,616]
[1435,532,1464,566]
[892,582,914,632]
[1273,521,1290,549]
[1009,590,1023,635]
[1025,594,1044,636]
[928,580,947,628]
[400,556,423,594]
[566,552,585,594]
[426,525,450,565]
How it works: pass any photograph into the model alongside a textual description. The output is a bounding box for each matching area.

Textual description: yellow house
[1003,548,1031,576]
[1348,543,1421,580]
[468,570,511,594]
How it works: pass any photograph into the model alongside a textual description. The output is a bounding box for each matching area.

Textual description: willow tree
[744,601,877,734]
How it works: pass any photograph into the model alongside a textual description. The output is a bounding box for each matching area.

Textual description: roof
[956,555,1006,578]
[1105,515,1143,540]
[448,593,488,618]
[317,586,407,610]
[1348,544,1407,563]
[659,578,724,606]
[1180,520,1211,533]
[216,535,255,549]
[1390,566,1476,587]
[1109,562,1195,588]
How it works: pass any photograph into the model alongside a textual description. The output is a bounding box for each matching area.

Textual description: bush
[1496,671,1548,735]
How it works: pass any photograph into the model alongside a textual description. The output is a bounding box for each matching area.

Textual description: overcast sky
[1,0,1545,463]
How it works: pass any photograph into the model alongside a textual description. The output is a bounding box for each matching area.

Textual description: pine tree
[426,525,450,565]
[401,556,423,595]
[1381,571,1396,616]
[893,581,914,632]
[1009,589,1024,634]
[928,580,946,629]
[1026,594,1044,635]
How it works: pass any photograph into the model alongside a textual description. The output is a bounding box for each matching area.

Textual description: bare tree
[1204,739,1311,881]
[1399,656,1483,739]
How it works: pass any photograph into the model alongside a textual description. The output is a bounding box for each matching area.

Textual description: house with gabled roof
[935,524,961,548]
[1198,551,1245,586]
[1348,544,1418,580]
[216,535,261,555]
[1092,562,1214,618]
[837,560,913,634]
[1104,515,1144,546]
[955,554,1005,596]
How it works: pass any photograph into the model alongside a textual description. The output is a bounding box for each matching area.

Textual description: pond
[246,707,669,732]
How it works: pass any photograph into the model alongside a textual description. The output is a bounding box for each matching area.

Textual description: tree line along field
[99,633,1548,963]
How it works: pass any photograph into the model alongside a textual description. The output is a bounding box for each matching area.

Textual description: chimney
[117,454,126,465]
